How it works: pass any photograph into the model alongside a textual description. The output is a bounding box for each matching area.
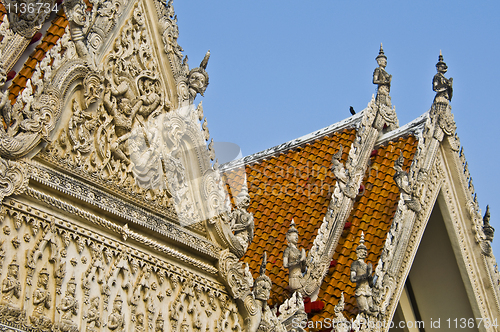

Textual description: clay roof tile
[223,128,418,321]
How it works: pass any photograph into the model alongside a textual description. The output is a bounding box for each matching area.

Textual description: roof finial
[373,43,394,113]
[483,205,495,242]
[433,50,453,103]
[259,251,267,276]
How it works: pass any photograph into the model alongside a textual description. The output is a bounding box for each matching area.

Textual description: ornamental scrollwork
[157,0,210,105]
[0,158,29,203]
[63,0,128,62]
[3,0,57,38]
[43,2,192,215]
[0,21,89,174]
[218,250,285,332]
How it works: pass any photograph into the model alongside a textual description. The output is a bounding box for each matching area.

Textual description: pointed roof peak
[437,50,446,67]
[287,219,299,235]
[376,43,387,60]
[356,232,367,251]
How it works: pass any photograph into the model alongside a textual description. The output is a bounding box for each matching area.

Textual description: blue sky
[173,1,500,258]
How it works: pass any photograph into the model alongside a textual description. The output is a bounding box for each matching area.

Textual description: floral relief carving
[0,158,29,203]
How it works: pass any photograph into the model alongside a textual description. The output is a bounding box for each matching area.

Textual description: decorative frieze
[0,197,234,331]
[28,162,219,258]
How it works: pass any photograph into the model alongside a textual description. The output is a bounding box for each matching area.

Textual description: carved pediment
[33,1,223,233]
[0,0,239,253]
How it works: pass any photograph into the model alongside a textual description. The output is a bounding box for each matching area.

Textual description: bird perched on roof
[350,106,355,115]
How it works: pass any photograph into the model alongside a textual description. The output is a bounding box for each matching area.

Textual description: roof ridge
[377,111,428,145]
[220,111,429,173]
[220,111,363,172]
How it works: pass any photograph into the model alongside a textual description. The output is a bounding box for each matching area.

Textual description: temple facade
[0,1,497,332]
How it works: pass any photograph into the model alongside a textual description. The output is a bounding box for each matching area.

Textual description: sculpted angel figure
[135,312,145,332]
[283,220,307,292]
[373,44,392,106]
[69,98,97,152]
[30,267,53,328]
[57,276,79,332]
[433,51,453,103]
[155,312,165,332]
[103,82,143,166]
[137,74,164,119]
[331,146,359,199]
[107,295,125,331]
[1,257,20,305]
[393,153,421,212]
[350,233,375,315]
[84,296,101,331]
[0,257,22,319]
[229,186,255,254]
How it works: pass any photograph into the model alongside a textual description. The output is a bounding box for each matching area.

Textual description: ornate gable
[0,0,284,331]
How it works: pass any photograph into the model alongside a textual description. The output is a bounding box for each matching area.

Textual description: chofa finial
[483,205,495,242]
[200,50,210,70]
[373,43,392,109]
[260,251,267,276]
[433,50,453,103]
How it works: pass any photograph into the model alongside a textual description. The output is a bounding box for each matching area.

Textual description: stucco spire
[376,43,387,60]
[356,232,367,252]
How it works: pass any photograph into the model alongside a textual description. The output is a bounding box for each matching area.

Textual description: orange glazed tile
[223,128,357,307]
[9,9,68,103]
[224,129,418,323]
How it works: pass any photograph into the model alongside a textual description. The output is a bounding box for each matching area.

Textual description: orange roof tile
[311,135,418,322]
[223,131,418,325]
[8,8,68,105]
[223,128,357,305]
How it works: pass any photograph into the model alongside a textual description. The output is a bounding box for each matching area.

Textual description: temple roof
[222,114,421,320]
